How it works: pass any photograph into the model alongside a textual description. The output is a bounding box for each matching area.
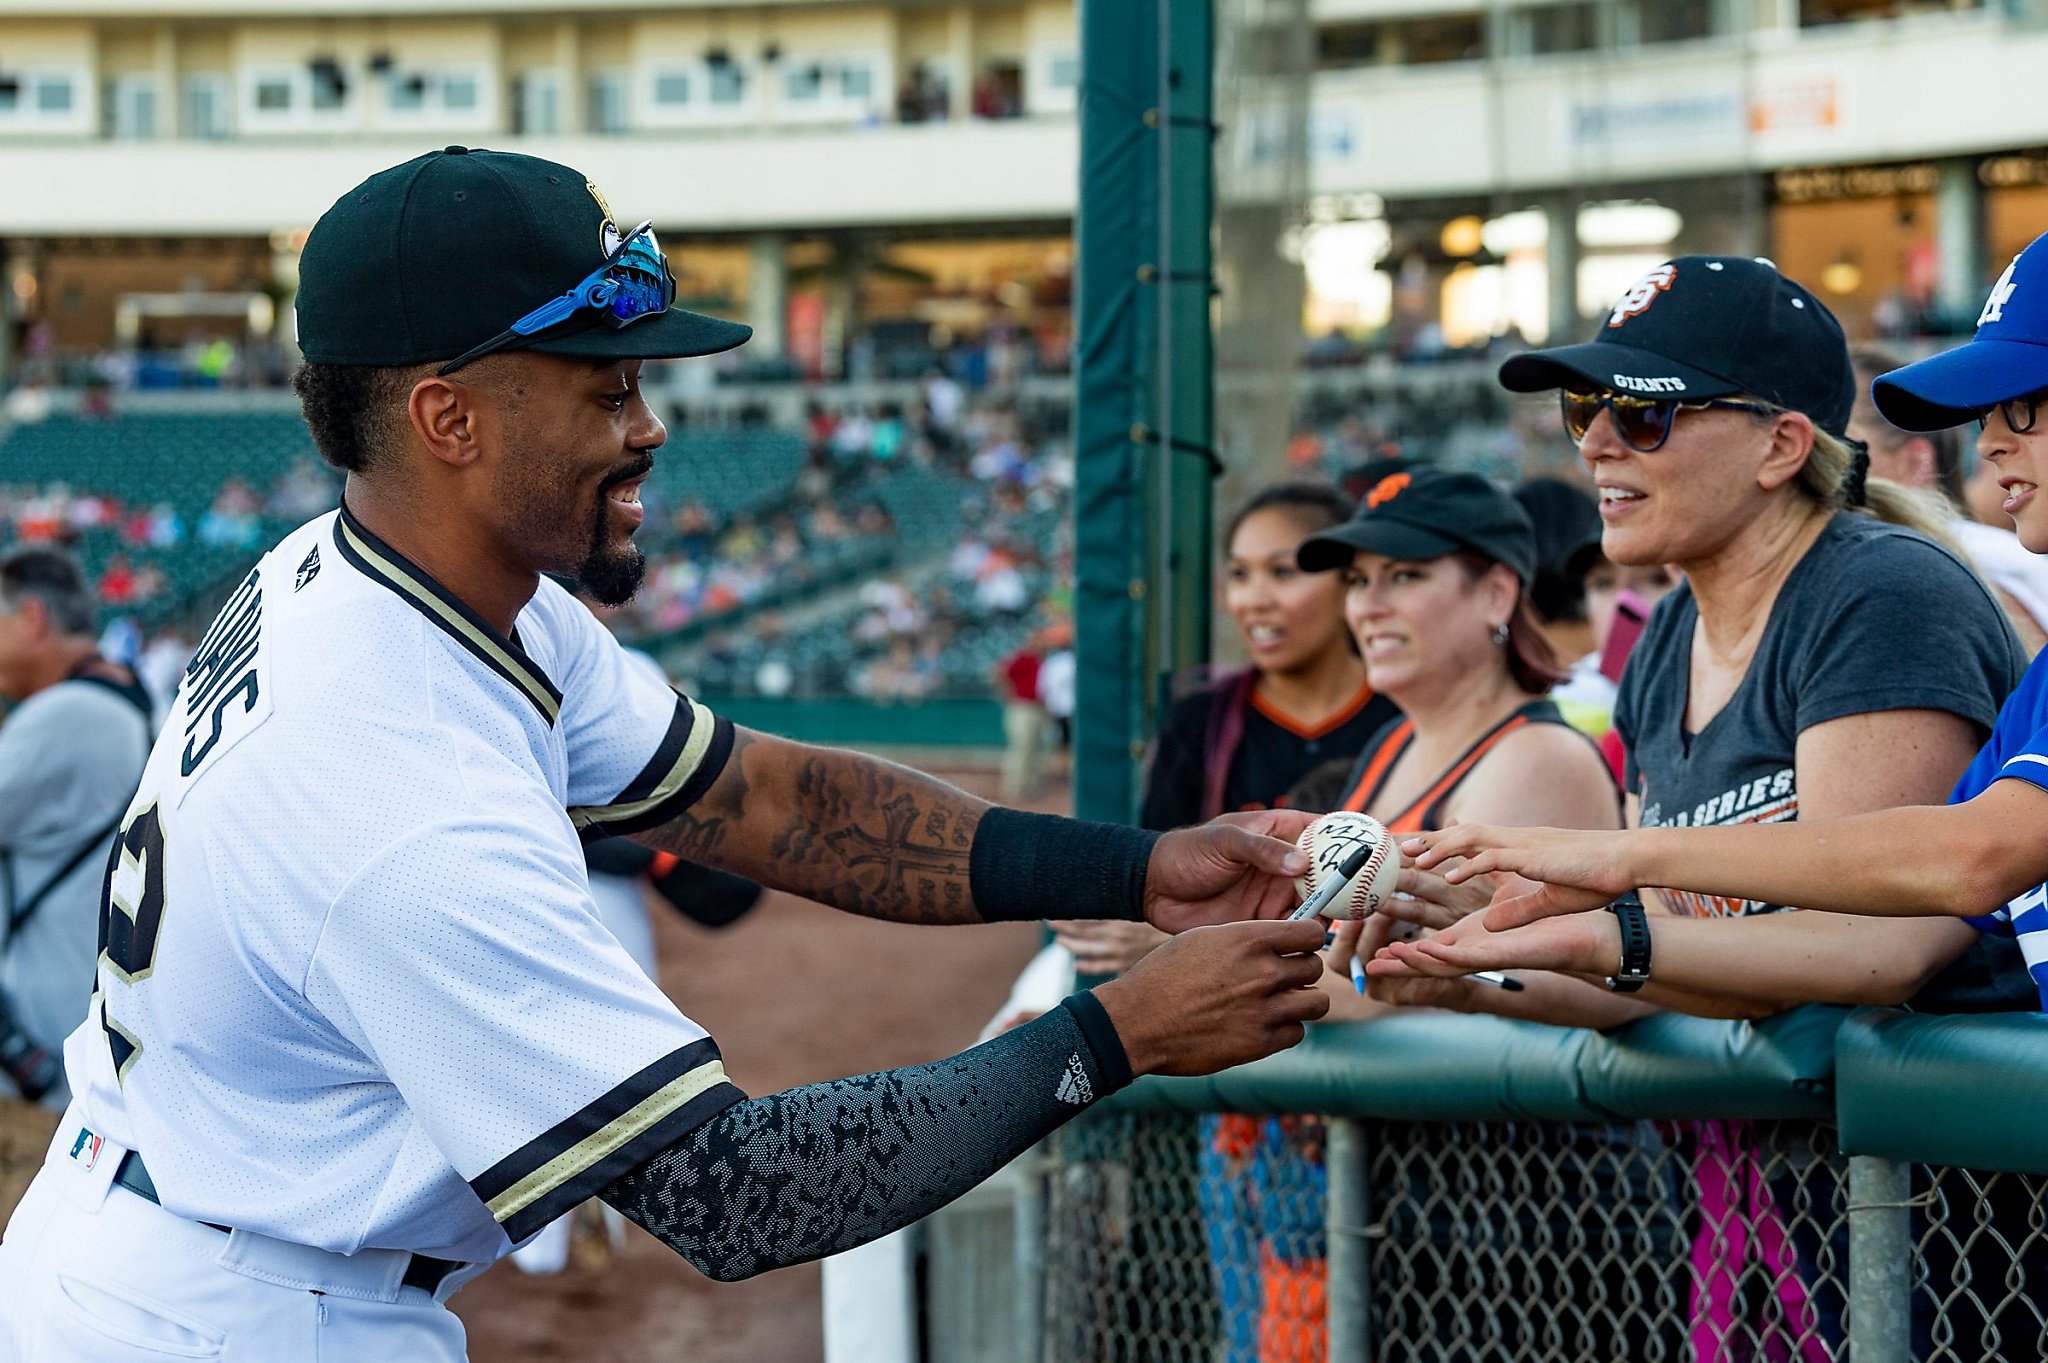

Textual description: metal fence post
[1326,1116,1373,1363]
[1013,1144,1046,1363]
[1847,1153,1912,1363]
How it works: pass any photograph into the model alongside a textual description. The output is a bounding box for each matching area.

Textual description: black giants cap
[1298,467,1536,584]
[294,146,751,367]
[1497,256,1855,438]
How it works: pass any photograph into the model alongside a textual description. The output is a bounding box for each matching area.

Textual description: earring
[1491,622,1510,646]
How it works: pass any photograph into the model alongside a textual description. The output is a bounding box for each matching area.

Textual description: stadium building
[3,0,2048,386]
[5,0,2048,709]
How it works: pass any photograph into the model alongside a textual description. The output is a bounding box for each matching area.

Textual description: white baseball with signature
[1293,811,1401,920]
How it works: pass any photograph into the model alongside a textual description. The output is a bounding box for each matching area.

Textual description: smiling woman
[1292,465,1616,855]
[1137,481,1399,836]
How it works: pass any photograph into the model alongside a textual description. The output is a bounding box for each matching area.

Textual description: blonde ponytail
[1799,426,1959,552]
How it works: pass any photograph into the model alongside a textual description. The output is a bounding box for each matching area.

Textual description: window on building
[388,75,425,111]
[107,76,158,139]
[708,61,747,105]
[588,71,629,134]
[254,77,293,113]
[1800,0,1983,23]
[182,75,231,138]
[784,64,822,102]
[1631,0,1719,43]
[511,72,559,134]
[840,62,873,100]
[1521,2,1603,54]
[0,78,17,113]
[1048,52,1080,91]
[309,58,347,111]
[1318,15,1484,69]
[442,74,478,110]
[653,71,692,106]
[35,75,74,113]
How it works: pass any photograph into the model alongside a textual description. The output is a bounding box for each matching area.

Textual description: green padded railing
[1836,1008,2048,1174]
[1099,1006,1843,1125]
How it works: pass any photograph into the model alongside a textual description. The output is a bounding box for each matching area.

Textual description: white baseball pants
[0,1114,473,1363]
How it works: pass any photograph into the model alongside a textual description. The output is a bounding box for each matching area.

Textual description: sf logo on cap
[1980,256,2021,327]
[1608,264,1677,328]
[1367,473,1411,508]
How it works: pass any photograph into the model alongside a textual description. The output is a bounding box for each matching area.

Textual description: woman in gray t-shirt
[1372,257,2025,1362]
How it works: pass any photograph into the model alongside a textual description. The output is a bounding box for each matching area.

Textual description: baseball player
[0,148,1329,1362]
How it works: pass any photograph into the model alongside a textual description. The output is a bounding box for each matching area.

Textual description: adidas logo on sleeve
[1055,1054,1094,1106]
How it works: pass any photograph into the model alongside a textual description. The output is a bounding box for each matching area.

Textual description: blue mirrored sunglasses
[439,220,675,376]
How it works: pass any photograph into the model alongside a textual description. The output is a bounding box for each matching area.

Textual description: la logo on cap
[1980,255,2021,327]
[1367,472,1411,508]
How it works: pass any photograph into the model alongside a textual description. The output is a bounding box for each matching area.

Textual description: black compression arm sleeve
[599,992,1132,1281]
[969,806,1160,923]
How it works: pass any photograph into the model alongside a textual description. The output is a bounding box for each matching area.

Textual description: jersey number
[99,804,166,1080]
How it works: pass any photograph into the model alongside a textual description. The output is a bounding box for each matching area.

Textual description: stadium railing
[961,1007,2048,1363]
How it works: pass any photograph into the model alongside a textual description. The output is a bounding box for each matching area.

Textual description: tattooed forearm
[631,728,993,924]
[643,727,757,863]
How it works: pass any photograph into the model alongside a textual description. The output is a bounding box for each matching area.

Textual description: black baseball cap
[1298,466,1536,584]
[1498,256,1855,438]
[295,146,751,367]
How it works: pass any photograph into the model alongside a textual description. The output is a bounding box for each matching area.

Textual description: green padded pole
[1072,0,1216,825]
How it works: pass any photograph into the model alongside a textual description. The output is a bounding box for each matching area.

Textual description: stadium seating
[0,407,1068,701]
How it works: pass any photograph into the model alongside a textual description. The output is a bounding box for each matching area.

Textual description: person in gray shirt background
[0,546,152,1108]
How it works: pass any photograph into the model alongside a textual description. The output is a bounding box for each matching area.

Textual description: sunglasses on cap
[1561,386,1782,453]
[1977,389,2048,435]
[438,220,676,376]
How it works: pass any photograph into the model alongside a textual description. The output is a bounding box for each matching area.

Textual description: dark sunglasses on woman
[1561,386,1781,453]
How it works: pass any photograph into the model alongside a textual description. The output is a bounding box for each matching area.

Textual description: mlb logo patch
[69,1128,105,1170]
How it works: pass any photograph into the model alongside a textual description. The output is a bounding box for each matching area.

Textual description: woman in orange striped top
[1294,467,1621,1020]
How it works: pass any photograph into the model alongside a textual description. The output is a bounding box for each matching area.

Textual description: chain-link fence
[1911,1165,2048,1362]
[1027,1111,2047,1363]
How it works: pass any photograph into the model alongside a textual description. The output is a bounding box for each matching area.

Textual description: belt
[113,1150,462,1295]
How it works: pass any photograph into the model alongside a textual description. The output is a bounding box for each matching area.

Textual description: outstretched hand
[1400,824,1635,930]
[1144,809,1314,934]
[1366,905,1621,981]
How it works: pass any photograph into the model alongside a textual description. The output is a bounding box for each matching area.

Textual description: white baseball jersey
[63,504,743,1264]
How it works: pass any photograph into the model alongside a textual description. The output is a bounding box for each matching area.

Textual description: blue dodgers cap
[1873,234,2048,432]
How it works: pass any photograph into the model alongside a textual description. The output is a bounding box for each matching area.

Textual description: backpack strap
[1198,669,1258,823]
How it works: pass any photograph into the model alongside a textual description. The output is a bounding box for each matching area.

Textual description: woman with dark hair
[1055,482,1397,976]
[1142,482,1398,829]
[1295,466,1620,930]
[1056,480,1395,1363]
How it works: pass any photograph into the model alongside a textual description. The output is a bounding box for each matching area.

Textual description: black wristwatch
[1605,893,1652,993]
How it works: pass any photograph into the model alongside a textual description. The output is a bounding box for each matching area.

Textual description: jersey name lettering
[181,569,267,778]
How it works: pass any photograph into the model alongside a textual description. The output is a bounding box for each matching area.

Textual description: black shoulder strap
[6,814,121,939]
[4,667,153,941]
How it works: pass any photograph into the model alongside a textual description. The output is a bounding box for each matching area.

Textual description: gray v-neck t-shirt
[1616,512,2023,919]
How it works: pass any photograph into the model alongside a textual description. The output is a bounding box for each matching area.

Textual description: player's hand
[1051,919,1170,976]
[1143,810,1313,934]
[1368,906,1621,981]
[1402,824,1633,930]
[1094,918,1331,1076]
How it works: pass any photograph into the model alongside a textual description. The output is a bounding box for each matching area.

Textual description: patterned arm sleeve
[599,993,1130,1281]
